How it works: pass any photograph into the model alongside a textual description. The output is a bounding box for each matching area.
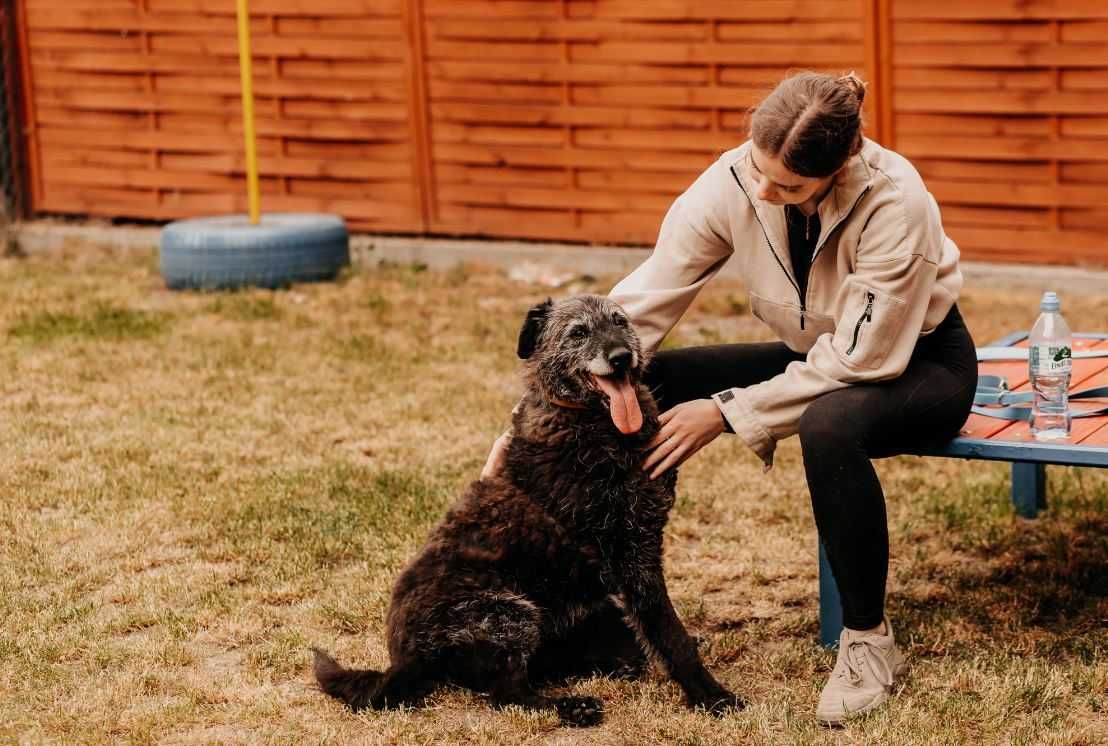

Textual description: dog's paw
[607,660,646,681]
[554,695,605,727]
[691,690,746,718]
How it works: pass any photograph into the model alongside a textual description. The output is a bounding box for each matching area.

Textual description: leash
[976,347,1108,361]
[972,374,1108,421]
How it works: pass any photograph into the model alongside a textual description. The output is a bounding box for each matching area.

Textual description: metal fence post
[0,0,27,230]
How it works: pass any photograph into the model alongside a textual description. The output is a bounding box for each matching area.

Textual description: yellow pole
[235,0,261,224]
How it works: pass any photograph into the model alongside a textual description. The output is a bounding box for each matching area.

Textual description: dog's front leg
[617,571,744,716]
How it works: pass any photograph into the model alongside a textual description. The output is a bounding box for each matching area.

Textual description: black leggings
[643,305,978,629]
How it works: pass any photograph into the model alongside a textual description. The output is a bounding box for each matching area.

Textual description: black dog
[313,295,742,726]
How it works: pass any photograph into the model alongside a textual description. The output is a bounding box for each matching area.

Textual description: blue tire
[160,213,350,290]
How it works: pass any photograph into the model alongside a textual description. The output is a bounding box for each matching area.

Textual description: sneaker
[815,617,908,725]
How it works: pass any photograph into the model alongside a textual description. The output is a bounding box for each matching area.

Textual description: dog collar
[549,398,588,410]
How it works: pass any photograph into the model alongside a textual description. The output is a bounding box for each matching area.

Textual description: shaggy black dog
[313,295,742,726]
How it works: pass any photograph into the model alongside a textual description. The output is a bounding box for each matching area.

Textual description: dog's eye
[568,326,588,339]
[612,314,628,327]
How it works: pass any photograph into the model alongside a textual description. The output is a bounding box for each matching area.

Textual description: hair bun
[838,71,867,105]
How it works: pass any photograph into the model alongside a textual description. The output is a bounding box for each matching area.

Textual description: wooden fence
[10,0,1108,265]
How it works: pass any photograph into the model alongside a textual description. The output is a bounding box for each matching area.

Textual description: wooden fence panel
[423,0,869,244]
[18,0,422,231]
[890,1,1108,264]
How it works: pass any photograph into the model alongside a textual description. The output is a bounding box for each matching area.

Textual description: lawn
[0,241,1105,745]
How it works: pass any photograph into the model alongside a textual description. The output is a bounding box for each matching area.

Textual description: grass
[9,302,171,342]
[0,243,1106,744]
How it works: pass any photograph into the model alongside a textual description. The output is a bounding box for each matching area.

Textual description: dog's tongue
[592,374,642,435]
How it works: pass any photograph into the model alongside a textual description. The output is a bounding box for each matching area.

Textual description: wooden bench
[818,331,1108,647]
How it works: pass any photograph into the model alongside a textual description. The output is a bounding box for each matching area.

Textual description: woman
[484,71,977,723]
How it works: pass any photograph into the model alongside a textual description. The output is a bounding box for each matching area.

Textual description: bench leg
[1011,462,1046,518]
[819,540,843,648]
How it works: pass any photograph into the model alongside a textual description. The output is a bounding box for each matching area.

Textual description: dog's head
[517,295,648,435]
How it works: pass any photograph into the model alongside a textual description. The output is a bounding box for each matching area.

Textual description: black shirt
[785,204,821,301]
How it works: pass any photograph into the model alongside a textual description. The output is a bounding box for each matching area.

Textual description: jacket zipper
[731,164,873,331]
[846,291,876,355]
[730,166,805,328]
[803,184,872,323]
[726,167,806,328]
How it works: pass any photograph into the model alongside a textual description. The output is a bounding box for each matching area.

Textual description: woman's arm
[481,429,512,479]
[609,157,735,353]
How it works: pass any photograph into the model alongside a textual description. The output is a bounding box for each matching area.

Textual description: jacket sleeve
[712,188,945,468]
[608,158,734,353]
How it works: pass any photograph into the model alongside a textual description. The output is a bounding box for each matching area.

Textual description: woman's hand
[642,399,726,480]
[480,430,512,479]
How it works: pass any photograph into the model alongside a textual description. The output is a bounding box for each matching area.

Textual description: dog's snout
[607,347,632,373]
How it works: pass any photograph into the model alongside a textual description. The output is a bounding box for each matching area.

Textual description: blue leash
[973,374,1108,421]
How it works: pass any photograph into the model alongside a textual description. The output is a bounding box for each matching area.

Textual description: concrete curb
[9,220,1108,295]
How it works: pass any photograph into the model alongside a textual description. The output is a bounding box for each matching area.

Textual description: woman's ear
[517,298,553,359]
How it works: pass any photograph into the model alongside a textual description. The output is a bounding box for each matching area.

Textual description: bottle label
[1030,344,1072,375]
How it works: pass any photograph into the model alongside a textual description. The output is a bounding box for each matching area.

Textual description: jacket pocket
[833,282,908,370]
[749,291,831,352]
[749,291,795,326]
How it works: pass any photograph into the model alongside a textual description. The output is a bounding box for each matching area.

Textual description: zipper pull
[800,309,805,330]
[846,291,877,356]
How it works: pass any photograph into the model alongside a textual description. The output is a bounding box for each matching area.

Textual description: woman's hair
[750,71,867,178]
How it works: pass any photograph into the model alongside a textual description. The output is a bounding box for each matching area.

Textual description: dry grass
[1,243,1106,745]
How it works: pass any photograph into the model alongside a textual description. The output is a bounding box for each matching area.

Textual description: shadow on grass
[896,507,1108,662]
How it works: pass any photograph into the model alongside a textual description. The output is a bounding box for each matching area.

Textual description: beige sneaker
[816,617,907,725]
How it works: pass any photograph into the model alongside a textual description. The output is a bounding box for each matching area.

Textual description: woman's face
[746,144,834,207]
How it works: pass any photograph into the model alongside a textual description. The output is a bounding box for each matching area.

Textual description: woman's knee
[798,393,867,455]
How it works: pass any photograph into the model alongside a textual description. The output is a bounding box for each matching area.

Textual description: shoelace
[838,636,895,688]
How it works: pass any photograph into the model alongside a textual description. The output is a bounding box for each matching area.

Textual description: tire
[159,213,350,290]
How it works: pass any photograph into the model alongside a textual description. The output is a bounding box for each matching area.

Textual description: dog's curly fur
[313,295,742,726]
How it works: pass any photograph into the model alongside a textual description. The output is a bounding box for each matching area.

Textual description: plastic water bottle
[1028,291,1072,440]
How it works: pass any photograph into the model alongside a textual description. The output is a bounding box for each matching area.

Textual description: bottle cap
[1040,291,1060,312]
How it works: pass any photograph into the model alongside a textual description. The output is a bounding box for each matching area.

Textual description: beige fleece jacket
[608,138,962,468]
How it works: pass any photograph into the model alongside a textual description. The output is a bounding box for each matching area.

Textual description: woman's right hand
[480,430,512,479]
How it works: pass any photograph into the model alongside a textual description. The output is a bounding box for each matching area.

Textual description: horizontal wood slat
[892,1,1108,21]
[423,1,860,21]
[897,43,1108,68]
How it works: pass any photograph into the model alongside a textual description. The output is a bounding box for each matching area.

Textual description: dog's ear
[517,298,553,359]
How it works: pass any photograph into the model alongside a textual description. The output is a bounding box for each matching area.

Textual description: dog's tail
[312,647,391,711]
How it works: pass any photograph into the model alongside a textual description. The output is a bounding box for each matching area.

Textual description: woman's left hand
[642,399,727,480]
